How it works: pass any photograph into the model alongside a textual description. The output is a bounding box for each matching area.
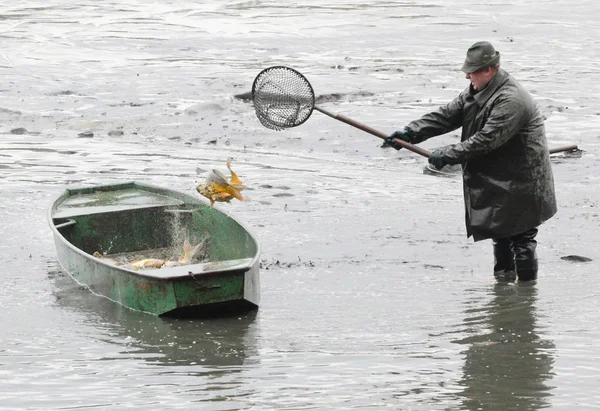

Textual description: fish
[178,236,207,265]
[129,258,166,270]
[92,251,121,266]
[226,157,243,186]
[196,158,246,208]
[124,236,207,271]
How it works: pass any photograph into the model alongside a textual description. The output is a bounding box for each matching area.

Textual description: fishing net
[252,66,315,130]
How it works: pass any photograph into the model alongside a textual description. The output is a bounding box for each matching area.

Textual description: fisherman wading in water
[386,41,557,281]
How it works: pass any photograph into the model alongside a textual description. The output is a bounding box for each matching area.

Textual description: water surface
[1,1,599,410]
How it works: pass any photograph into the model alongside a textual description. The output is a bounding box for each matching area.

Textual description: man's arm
[443,95,527,163]
[406,92,465,144]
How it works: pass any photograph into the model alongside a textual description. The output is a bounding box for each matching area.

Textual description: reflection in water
[50,265,258,369]
[455,283,555,410]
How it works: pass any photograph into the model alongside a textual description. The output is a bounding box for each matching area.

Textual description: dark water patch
[233,90,375,104]
[546,104,570,112]
[47,90,77,96]
[97,34,173,42]
[329,64,360,71]
[260,257,315,270]
[272,192,294,197]
[317,92,377,104]
[0,13,29,20]
[561,255,592,262]
[0,147,76,155]
[372,66,405,73]
[187,103,224,113]
[108,102,156,108]
[0,107,21,115]
[113,152,174,158]
[26,178,83,185]
[10,127,28,135]
[255,164,319,173]
[2,149,49,153]
[11,161,74,169]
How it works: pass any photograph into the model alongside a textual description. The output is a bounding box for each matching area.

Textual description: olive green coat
[406,69,557,241]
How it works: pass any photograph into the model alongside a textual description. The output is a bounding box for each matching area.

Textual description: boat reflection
[455,282,555,410]
[50,263,259,368]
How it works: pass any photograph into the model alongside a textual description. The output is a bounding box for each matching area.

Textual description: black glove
[384,129,413,150]
[428,150,448,170]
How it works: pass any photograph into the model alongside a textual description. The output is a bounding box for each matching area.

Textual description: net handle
[548,144,578,154]
[314,107,432,158]
[315,107,579,158]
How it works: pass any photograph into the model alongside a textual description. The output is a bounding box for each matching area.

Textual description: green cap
[461,41,500,73]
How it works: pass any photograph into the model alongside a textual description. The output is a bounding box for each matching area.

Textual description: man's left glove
[428,150,448,170]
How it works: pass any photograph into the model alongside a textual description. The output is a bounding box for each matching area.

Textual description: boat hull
[48,182,260,317]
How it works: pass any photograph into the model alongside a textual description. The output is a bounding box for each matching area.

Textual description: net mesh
[252,66,315,130]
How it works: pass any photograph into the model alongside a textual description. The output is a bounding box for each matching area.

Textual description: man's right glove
[428,150,448,170]
[384,129,413,150]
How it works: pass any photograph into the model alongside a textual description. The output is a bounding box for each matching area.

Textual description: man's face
[465,67,495,91]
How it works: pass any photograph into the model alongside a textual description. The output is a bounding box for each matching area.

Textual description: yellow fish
[130,258,166,270]
[196,158,246,208]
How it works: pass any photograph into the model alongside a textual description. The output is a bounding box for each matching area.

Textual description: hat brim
[461,52,500,73]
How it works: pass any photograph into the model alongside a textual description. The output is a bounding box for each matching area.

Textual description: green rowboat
[48,181,260,317]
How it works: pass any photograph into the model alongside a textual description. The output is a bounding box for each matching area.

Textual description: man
[386,41,557,281]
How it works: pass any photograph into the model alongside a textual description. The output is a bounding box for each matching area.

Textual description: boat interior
[51,183,258,276]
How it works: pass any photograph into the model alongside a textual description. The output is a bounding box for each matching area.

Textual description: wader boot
[512,227,538,281]
[493,237,516,281]
[493,227,539,281]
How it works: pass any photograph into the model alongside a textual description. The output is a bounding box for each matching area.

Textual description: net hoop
[251,66,316,130]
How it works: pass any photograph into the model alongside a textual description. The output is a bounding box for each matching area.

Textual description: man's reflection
[455,283,555,410]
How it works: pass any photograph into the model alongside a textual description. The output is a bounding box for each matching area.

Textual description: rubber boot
[512,227,538,281]
[493,237,516,281]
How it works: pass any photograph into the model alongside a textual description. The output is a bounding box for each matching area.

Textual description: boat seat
[139,258,255,279]
[53,186,187,219]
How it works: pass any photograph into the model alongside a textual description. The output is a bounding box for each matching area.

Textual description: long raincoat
[406,68,557,241]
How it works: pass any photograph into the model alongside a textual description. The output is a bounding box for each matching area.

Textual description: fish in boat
[130,258,167,270]
[178,236,207,265]
[93,251,122,266]
[128,237,207,269]
[196,158,246,208]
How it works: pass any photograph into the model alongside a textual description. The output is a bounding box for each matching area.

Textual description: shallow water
[1,1,599,410]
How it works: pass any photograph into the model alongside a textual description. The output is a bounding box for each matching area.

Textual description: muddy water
[1,1,599,410]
